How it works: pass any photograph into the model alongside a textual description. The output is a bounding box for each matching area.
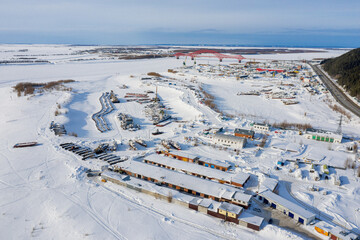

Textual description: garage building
[258,190,316,225]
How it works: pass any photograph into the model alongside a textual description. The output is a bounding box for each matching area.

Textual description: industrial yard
[0,45,359,240]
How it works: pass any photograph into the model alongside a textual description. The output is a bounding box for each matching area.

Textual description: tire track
[57,189,126,240]
[96,179,238,240]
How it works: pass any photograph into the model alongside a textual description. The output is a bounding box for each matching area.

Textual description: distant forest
[322,48,360,98]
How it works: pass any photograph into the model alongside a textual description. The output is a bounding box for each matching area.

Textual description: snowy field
[0,45,359,239]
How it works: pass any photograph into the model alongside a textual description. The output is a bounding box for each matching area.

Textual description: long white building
[114,160,252,208]
[144,154,250,187]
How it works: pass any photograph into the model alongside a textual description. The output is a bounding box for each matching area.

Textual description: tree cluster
[322,48,360,98]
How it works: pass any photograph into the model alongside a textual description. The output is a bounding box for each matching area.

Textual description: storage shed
[238,212,264,231]
[218,202,243,224]
[198,199,213,213]
[189,197,201,211]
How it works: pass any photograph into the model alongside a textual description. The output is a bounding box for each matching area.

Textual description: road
[310,64,360,118]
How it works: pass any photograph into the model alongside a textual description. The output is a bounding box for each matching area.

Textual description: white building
[258,190,316,225]
[212,133,247,149]
[304,129,342,143]
[253,123,269,132]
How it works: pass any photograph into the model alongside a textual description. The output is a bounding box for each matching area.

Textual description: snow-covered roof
[115,160,251,202]
[253,122,269,127]
[331,226,359,240]
[221,190,235,200]
[238,212,264,226]
[208,201,221,212]
[198,198,213,208]
[305,151,326,161]
[232,172,251,185]
[144,154,249,185]
[196,156,232,168]
[259,177,278,192]
[102,170,130,181]
[259,190,316,220]
[314,221,333,233]
[233,191,253,203]
[165,150,231,169]
[168,151,199,160]
[189,197,201,206]
[213,133,247,143]
[102,170,205,204]
[219,202,243,215]
[234,128,255,136]
[305,129,342,139]
[270,139,299,152]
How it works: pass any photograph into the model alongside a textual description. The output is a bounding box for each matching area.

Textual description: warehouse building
[304,129,342,143]
[114,160,252,208]
[102,169,263,231]
[258,190,316,225]
[144,154,250,187]
[212,133,247,149]
[160,150,231,171]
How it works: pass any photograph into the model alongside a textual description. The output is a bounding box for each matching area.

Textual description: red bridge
[174,49,245,62]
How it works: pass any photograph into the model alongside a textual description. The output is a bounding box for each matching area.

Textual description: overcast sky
[0,0,359,47]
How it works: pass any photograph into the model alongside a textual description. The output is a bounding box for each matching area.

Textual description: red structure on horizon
[174,49,245,62]
[256,68,285,73]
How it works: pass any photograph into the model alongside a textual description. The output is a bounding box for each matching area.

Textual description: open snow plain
[0,45,359,239]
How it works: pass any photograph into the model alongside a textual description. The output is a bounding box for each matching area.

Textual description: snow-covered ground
[0,45,358,239]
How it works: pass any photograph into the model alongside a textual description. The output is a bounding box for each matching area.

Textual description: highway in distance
[310,64,360,118]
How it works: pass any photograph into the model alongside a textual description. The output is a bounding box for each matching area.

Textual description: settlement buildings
[113,160,253,208]
[102,169,264,231]
[144,153,250,187]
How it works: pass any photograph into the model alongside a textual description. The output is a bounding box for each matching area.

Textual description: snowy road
[311,64,360,118]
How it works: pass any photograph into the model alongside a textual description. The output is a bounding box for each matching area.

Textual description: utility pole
[336,115,342,135]
[155,84,158,102]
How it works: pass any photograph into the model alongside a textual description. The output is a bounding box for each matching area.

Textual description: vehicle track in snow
[96,178,239,240]
[57,188,127,240]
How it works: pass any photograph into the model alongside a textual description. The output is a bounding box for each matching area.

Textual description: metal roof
[214,133,247,142]
[234,128,255,136]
